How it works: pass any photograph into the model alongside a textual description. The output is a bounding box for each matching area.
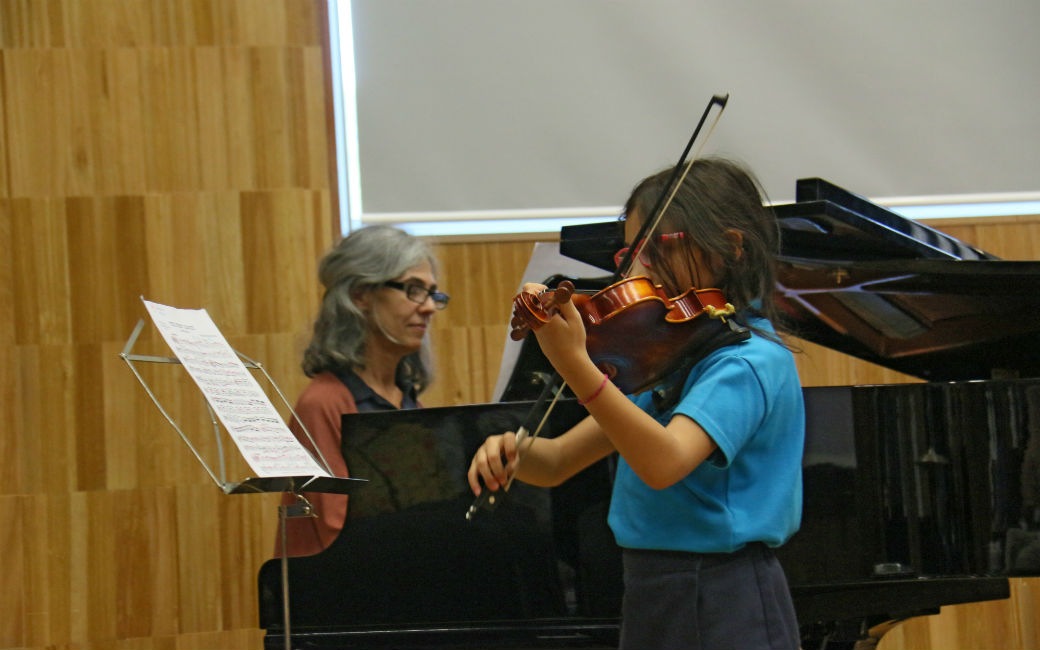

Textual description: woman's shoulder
[295,372,357,411]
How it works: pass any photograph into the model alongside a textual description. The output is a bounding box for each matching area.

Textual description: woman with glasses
[275,225,449,557]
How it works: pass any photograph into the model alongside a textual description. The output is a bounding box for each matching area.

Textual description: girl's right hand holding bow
[467,431,520,497]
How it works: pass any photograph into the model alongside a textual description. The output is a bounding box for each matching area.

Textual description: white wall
[349,0,1040,216]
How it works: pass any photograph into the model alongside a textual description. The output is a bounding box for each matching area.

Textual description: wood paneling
[424,240,537,406]
[2,2,329,649]
[2,1,1037,649]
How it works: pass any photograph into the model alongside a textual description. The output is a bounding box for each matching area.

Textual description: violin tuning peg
[554,282,574,303]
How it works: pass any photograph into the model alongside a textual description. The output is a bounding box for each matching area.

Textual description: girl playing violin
[467,157,804,650]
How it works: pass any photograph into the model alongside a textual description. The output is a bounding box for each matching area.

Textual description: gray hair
[302,225,437,392]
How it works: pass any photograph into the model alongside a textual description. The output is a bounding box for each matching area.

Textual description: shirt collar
[336,366,419,411]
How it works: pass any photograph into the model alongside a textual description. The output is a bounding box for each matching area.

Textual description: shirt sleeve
[672,354,767,468]
[274,375,357,557]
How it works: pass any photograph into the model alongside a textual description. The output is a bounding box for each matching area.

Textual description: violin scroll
[509,281,575,341]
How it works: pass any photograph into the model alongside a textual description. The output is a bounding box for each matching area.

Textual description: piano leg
[852,619,903,650]
[801,615,912,650]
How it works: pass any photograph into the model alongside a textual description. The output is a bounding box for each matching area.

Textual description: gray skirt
[619,543,799,650]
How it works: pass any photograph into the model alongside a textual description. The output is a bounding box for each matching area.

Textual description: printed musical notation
[143,300,329,478]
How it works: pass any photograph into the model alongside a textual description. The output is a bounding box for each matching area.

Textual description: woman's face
[365,260,439,353]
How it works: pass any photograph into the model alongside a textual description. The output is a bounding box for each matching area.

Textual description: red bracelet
[578,373,610,405]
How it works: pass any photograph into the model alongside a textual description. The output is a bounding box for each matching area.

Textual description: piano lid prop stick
[466,379,567,520]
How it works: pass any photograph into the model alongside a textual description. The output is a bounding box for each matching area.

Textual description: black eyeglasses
[383,281,450,310]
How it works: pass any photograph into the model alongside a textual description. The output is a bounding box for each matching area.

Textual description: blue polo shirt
[607,317,804,553]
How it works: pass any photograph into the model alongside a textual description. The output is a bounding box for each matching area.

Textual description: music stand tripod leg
[278,493,315,650]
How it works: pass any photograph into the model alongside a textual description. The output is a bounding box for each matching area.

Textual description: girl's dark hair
[302,225,437,392]
[623,156,786,333]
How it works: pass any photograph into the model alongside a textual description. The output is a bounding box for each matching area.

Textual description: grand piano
[258,179,1040,649]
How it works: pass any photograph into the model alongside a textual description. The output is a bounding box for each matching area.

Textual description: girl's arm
[467,414,616,495]
[535,299,719,490]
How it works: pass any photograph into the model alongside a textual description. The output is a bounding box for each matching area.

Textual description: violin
[510,276,736,394]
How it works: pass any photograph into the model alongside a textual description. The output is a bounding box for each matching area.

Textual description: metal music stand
[120,318,365,650]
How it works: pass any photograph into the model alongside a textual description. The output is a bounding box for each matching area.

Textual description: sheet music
[143,299,329,478]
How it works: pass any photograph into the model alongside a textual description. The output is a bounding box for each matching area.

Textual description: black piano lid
[557,180,1040,381]
[774,178,1040,381]
[786,178,998,263]
[558,178,996,272]
[775,256,1040,381]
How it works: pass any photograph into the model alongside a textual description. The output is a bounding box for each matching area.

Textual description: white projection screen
[347,0,1040,220]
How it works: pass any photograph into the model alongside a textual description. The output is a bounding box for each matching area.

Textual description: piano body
[258,179,1040,649]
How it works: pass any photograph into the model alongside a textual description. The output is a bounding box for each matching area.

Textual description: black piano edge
[791,575,1009,626]
[261,577,1010,650]
[263,619,621,649]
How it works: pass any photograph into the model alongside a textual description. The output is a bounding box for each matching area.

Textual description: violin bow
[465,376,566,520]
[613,93,729,283]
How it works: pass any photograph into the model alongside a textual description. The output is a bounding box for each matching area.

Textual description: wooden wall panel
[0,203,14,347]
[20,493,72,646]
[9,200,74,345]
[66,197,152,344]
[3,49,75,196]
[0,495,25,647]
[0,52,9,198]
[2,1,332,649]
[0,345,17,496]
[240,191,329,334]
[1017,578,1040,648]
[423,240,537,406]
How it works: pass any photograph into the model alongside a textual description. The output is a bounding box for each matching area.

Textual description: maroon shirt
[274,370,418,557]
